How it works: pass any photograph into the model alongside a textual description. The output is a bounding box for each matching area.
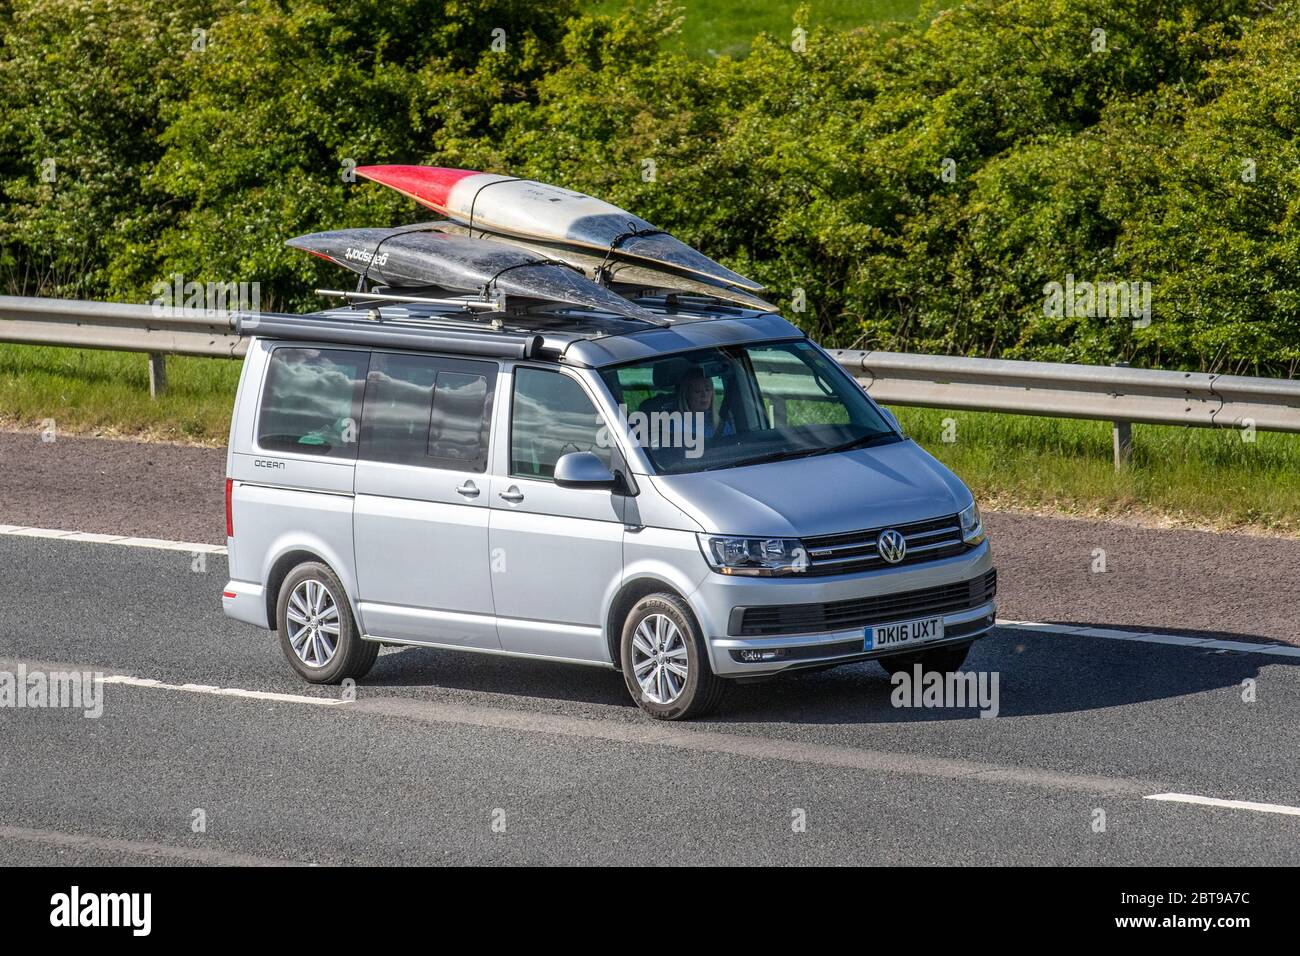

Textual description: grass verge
[894,406,1300,535]
[0,344,240,444]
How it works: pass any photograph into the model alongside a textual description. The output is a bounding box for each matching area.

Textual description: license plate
[864,616,944,651]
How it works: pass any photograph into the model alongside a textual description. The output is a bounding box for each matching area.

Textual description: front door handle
[499,486,524,503]
[456,481,480,498]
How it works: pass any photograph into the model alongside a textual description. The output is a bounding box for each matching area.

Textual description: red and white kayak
[354,165,764,294]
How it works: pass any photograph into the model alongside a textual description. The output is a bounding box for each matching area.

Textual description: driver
[675,367,734,440]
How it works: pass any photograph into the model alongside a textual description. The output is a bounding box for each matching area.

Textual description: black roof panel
[239,293,801,366]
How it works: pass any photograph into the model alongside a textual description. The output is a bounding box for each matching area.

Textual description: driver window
[510,367,613,480]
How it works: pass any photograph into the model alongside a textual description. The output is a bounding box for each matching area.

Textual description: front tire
[878,640,973,677]
[620,593,725,720]
[276,561,378,684]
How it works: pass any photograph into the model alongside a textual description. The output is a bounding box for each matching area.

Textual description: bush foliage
[1,0,1297,372]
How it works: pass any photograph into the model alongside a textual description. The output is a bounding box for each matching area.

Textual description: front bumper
[689,540,995,677]
[712,600,996,676]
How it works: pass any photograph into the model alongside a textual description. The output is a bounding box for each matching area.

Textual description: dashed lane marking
[997,621,1300,658]
[1145,793,1300,817]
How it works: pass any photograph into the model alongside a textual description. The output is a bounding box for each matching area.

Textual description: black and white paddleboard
[286,226,662,323]
[427,222,775,312]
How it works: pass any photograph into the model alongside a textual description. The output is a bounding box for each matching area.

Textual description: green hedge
[2,0,1297,372]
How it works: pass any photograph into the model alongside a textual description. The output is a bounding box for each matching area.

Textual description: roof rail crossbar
[316,288,502,312]
[237,311,541,360]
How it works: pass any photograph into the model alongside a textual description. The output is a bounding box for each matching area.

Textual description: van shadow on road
[358,626,1289,726]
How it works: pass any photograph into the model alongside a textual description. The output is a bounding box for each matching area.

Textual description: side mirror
[554,451,617,490]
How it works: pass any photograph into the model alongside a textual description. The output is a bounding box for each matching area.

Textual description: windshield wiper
[716,431,896,471]
[707,448,820,470]
[821,431,898,455]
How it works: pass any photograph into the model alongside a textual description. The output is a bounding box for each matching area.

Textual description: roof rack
[326,291,655,337]
[316,288,503,312]
[237,310,544,360]
[236,281,792,365]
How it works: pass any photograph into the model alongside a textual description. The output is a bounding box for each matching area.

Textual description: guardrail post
[148,352,167,398]
[1112,362,1131,469]
[1112,420,1132,469]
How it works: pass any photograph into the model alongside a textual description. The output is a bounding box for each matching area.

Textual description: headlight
[697,534,807,576]
[959,500,985,545]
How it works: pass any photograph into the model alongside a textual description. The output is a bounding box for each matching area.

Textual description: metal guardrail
[828,350,1300,467]
[829,350,1300,433]
[0,295,245,358]
[3,296,1300,467]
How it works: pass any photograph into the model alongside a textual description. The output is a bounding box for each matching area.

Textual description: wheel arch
[264,547,359,633]
[604,575,701,669]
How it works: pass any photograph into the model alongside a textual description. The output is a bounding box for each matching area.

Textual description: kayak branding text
[344,247,389,267]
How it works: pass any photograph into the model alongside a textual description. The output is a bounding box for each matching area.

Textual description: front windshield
[597,339,898,476]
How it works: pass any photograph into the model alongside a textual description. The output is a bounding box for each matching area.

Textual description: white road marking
[0,524,225,554]
[90,674,1300,812]
[1145,793,1300,817]
[100,674,346,706]
[0,824,319,866]
[23,656,1300,813]
[997,620,1300,658]
[0,655,1153,796]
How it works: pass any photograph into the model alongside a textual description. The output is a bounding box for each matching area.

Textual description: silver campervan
[221,299,995,719]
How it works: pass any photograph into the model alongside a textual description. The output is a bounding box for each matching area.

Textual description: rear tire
[878,640,973,677]
[620,593,725,720]
[276,562,378,684]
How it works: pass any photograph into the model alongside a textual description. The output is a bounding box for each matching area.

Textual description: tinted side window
[258,347,368,458]
[360,352,495,472]
[428,370,490,466]
[511,368,612,480]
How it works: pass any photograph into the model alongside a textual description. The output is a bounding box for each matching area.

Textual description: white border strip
[1146,793,1300,817]
[0,524,225,554]
[998,620,1300,658]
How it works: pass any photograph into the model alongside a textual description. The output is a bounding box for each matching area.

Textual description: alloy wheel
[286,578,340,668]
[631,613,689,704]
